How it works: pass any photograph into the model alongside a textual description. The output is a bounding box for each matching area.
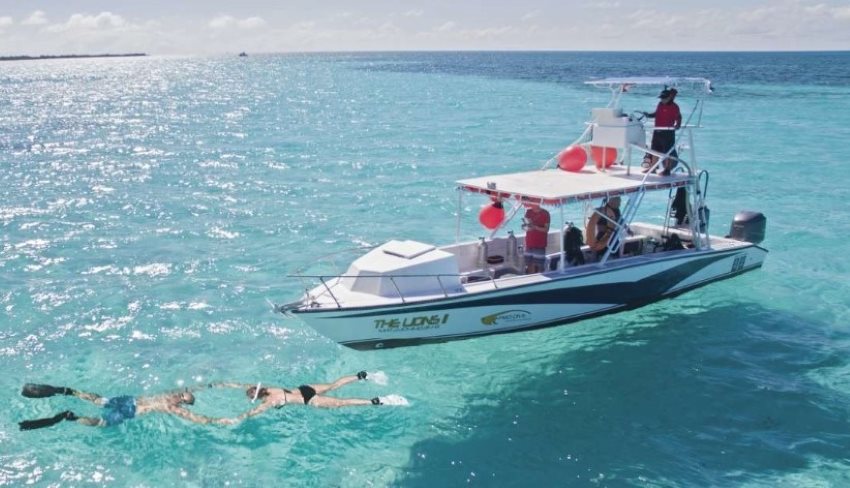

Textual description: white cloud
[2,0,849,55]
[8,12,162,56]
[46,12,126,33]
[22,10,48,26]
[590,1,621,8]
[803,3,829,15]
[209,15,266,30]
[521,10,540,22]
[291,21,317,31]
[436,21,456,32]
[238,16,266,29]
[209,15,235,29]
[469,26,514,40]
[376,22,402,36]
[627,9,657,30]
[737,7,776,23]
[832,7,850,20]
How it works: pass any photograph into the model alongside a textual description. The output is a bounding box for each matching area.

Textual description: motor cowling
[728,211,766,244]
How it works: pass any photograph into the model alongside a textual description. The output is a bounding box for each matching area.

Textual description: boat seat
[463,274,491,284]
[545,250,591,270]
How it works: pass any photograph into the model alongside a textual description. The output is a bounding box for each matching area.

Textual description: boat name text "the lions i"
[374,314,450,330]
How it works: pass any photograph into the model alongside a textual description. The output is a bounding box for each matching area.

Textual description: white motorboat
[277,77,768,350]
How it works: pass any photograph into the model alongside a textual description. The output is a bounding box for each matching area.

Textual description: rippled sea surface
[2,52,850,486]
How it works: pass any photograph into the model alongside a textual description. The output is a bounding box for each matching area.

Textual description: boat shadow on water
[398,302,850,486]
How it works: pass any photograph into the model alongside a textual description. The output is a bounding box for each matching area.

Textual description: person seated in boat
[671,187,688,225]
[585,196,622,257]
[563,223,586,266]
[641,88,682,176]
[205,371,393,425]
[522,201,550,274]
[17,383,227,430]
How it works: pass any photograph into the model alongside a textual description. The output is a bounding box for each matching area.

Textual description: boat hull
[292,245,767,350]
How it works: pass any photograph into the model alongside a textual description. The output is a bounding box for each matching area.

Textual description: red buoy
[591,146,617,169]
[557,145,587,172]
[479,201,505,230]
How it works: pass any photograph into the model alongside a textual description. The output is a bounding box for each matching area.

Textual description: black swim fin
[21,383,72,398]
[19,411,76,431]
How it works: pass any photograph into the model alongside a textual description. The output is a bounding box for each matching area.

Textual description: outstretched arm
[185,402,275,426]
[200,401,278,426]
[231,402,275,423]
[167,406,241,426]
[197,382,254,390]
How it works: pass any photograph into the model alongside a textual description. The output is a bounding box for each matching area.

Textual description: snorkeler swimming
[18,383,227,430]
[208,371,407,425]
[18,371,406,430]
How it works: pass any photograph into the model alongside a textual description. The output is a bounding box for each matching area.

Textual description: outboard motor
[727,211,766,244]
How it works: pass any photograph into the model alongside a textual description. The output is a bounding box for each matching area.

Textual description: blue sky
[1,0,849,55]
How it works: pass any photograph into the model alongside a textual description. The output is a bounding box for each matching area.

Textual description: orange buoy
[478,200,505,230]
[557,145,587,172]
[591,146,617,169]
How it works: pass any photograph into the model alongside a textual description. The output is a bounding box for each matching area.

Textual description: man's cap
[659,87,678,98]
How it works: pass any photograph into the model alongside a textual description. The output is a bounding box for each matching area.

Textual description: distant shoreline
[0,53,147,62]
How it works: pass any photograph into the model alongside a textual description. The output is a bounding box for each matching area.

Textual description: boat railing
[599,185,646,265]
[280,272,507,311]
[540,125,593,170]
[633,144,693,178]
[290,243,377,275]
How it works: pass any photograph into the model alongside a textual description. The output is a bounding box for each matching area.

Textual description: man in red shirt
[642,88,682,176]
[522,202,550,274]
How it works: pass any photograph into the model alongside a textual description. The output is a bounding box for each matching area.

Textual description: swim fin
[18,411,76,431]
[377,394,409,406]
[21,383,72,398]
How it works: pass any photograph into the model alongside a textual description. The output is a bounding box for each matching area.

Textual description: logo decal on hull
[731,254,746,273]
[481,310,532,326]
[374,314,449,332]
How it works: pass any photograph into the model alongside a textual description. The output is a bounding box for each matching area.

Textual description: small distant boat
[276,76,768,350]
[238,52,248,57]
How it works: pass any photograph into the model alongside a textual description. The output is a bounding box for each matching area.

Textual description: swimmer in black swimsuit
[208,371,382,425]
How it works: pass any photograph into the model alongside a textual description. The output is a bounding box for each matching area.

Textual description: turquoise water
[2,52,850,486]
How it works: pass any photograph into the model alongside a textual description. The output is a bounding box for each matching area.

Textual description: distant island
[0,53,147,62]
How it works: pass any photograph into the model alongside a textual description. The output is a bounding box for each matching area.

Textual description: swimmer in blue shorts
[18,383,228,430]
[208,371,383,425]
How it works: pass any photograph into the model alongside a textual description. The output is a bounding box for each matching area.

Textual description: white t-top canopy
[457,167,690,206]
[585,76,712,94]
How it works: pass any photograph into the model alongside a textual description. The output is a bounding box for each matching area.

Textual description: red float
[591,146,617,169]
[557,145,587,172]
[478,200,505,230]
